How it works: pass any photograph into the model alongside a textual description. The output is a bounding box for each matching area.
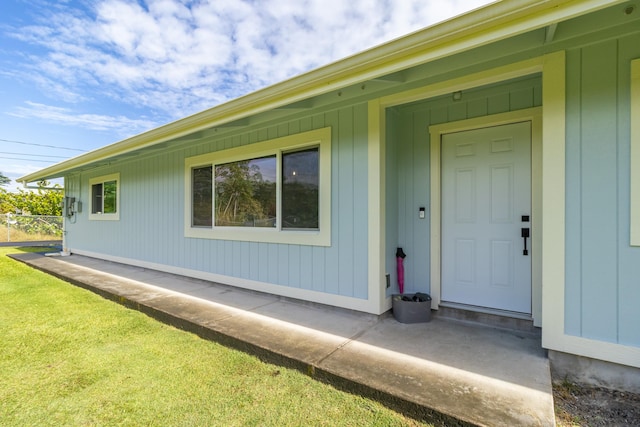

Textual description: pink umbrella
[396,248,406,294]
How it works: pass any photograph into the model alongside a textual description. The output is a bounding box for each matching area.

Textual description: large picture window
[89,173,120,221]
[185,127,331,246]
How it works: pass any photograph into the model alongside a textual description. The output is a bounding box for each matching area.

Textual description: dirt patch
[553,380,640,426]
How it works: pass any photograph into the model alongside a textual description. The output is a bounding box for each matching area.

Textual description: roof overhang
[18,0,626,185]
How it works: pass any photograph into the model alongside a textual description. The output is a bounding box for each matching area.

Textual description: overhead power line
[0,156,56,163]
[0,151,69,159]
[0,138,87,152]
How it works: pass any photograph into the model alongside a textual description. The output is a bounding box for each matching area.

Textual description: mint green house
[20,0,640,385]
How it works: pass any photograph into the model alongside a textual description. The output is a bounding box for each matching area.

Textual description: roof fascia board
[18,0,624,184]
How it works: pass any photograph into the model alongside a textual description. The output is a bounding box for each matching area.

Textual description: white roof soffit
[18,0,624,184]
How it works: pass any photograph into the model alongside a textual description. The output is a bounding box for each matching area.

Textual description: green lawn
[0,247,427,426]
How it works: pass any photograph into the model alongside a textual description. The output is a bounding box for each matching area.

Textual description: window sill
[184,226,330,246]
[89,213,120,221]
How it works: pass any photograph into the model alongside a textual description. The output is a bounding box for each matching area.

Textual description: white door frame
[371,51,640,368]
[369,56,550,316]
[429,108,542,324]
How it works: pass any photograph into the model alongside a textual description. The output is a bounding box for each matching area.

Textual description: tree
[0,172,10,187]
[215,160,275,226]
[0,181,63,216]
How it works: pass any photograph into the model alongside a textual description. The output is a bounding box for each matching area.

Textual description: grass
[2,227,61,242]
[0,246,428,426]
[553,380,584,426]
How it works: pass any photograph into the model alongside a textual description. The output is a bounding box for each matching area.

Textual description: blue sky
[0,0,492,190]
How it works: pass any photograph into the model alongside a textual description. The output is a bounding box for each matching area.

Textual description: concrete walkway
[10,251,555,426]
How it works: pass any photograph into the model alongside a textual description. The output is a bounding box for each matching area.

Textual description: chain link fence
[1,214,63,242]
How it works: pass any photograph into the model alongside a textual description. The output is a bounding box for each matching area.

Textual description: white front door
[441,122,532,314]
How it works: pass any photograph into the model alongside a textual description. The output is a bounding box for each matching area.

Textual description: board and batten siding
[564,35,640,347]
[64,104,369,300]
[385,75,542,297]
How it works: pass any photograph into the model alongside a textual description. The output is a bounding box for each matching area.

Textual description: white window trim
[631,58,640,246]
[88,173,120,221]
[184,127,331,246]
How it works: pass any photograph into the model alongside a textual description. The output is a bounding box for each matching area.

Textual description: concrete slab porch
[9,251,555,426]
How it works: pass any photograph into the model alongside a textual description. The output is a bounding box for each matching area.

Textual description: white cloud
[1,163,60,192]
[3,162,43,177]
[8,0,493,121]
[10,101,159,136]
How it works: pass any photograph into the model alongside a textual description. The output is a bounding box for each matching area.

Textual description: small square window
[89,173,120,221]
